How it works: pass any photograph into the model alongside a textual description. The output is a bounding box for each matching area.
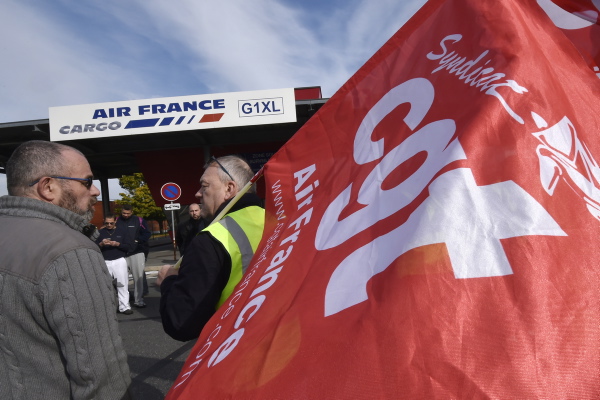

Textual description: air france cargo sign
[49,88,296,141]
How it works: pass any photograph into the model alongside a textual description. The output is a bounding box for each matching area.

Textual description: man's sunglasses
[29,176,94,189]
[211,156,235,182]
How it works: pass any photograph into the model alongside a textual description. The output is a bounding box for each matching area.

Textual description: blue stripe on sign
[125,118,160,129]
[160,117,175,126]
[187,115,195,123]
[175,116,185,125]
[165,185,178,198]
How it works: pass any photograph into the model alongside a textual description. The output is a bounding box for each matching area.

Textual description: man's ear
[224,180,238,200]
[35,177,59,202]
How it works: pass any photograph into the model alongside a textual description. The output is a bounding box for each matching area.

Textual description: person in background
[97,213,134,315]
[157,155,265,341]
[117,204,150,308]
[175,203,206,255]
[0,140,131,399]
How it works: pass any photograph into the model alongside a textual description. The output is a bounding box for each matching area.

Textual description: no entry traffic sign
[160,182,182,202]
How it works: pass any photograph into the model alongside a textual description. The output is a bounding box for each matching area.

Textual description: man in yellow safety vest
[156,155,265,341]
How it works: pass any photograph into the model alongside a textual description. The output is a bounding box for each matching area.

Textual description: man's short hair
[105,213,116,220]
[6,140,80,196]
[207,155,256,194]
[121,204,133,211]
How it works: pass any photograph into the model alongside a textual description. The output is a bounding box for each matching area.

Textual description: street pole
[171,204,177,260]
[160,182,182,261]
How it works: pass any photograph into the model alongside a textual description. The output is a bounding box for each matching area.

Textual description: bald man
[175,203,206,255]
[0,140,131,399]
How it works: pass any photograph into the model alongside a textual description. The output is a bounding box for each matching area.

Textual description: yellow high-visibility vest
[203,206,265,308]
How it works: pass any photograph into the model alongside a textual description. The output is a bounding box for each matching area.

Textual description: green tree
[116,173,166,232]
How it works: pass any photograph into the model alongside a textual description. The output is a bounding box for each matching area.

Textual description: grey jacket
[0,196,131,399]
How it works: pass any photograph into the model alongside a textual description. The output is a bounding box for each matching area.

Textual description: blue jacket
[116,215,151,256]
[96,225,133,261]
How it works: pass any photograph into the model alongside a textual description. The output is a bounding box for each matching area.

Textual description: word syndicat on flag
[167,0,600,398]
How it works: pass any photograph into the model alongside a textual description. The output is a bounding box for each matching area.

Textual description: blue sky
[0,0,426,197]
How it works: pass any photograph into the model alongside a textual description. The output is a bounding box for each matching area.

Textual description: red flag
[541,0,600,73]
[167,0,600,398]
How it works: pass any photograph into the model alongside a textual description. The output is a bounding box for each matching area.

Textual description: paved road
[117,238,194,399]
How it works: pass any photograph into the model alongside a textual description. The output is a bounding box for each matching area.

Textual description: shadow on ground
[118,268,195,399]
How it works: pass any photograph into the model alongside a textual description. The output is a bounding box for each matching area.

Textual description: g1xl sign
[49,88,297,141]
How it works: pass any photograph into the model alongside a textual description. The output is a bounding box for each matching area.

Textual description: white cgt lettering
[317,77,566,317]
[323,168,566,316]
[316,78,465,250]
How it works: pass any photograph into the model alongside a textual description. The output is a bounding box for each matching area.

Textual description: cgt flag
[167,0,600,398]
[540,0,600,73]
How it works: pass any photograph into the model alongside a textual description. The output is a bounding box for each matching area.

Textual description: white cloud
[0,0,426,123]
[0,0,426,201]
[0,1,150,122]
[124,0,426,97]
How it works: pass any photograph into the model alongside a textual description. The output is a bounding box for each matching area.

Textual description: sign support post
[160,182,182,260]
[170,203,177,260]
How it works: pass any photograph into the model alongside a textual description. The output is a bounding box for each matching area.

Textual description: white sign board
[164,203,181,211]
[49,88,297,141]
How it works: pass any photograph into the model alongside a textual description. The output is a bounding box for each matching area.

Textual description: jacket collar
[209,193,263,224]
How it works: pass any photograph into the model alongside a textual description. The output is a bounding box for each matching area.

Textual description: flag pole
[173,166,265,270]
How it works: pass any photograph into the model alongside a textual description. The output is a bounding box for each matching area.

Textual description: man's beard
[58,187,97,222]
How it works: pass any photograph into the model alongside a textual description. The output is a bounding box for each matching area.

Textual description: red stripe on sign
[199,113,224,123]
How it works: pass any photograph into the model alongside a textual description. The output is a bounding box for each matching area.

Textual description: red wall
[136,148,206,207]
[136,142,282,208]
[294,87,322,100]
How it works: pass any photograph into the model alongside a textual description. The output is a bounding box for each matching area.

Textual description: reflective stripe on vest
[219,217,254,274]
[203,205,265,308]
